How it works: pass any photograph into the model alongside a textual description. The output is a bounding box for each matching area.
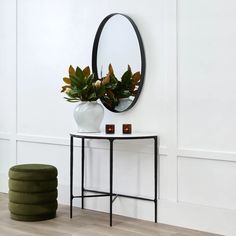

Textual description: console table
[70,132,158,226]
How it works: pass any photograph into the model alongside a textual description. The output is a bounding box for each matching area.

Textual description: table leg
[154,136,158,223]
[109,139,114,226]
[81,138,85,209]
[70,136,74,218]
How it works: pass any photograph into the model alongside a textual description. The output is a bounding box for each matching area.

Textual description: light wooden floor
[0,193,222,236]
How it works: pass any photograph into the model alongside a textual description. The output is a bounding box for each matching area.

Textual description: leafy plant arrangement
[61,65,105,102]
[61,64,141,111]
[101,64,141,109]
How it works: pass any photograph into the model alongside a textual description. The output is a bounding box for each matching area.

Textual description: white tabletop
[70,131,158,139]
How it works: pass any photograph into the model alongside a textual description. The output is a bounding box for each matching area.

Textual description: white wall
[0,0,17,191]
[1,0,236,235]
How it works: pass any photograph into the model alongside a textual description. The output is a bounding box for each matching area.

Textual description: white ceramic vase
[115,98,133,112]
[74,101,104,132]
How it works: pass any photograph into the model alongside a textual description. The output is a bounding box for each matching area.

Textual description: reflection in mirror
[97,15,141,79]
[92,13,145,112]
[100,63,141,112]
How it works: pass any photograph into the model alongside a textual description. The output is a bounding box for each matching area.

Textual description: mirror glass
[92,13,145,112]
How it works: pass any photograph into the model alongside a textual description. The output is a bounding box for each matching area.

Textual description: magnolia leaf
[71,73,86,89]
[69,65,76,76]
[105,81,117,90]
[75,66,84,79]
[121,70,132,84]
[130,84,136,91]
[94,80,101,89]
[85,74,94,86]
[61,85,71,92]
[110,74,118,84]
[70,75,79,86]
[96,86,105,98]
[120,90,131,98]
[63,77,71,84]
[132,72,141,83]
[69,89,78,96]
[107,90,115,98]
[64,97,79,102]
[102,74,110,85]
[88,92,96,100]
[83,66,90,77]
[82,85,88,91]
[127,64,132,72]
[108,64,114,75]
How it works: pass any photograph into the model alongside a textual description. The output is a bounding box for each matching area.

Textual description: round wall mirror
[92,13,146,112]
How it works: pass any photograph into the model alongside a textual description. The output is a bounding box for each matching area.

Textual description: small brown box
[123,124,132,134]
[106,124,115,134]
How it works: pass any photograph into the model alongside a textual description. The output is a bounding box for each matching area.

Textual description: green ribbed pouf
[8,164,58,221]
[9,179,58,193]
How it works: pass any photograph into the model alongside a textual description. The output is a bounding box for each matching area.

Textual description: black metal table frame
[70,134,158,226]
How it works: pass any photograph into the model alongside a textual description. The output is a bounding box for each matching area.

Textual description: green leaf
[110,74,118,83]
[70,75,79,86]
[96,86,105,98]
[88,92,96,100]
[87,74,95,84]
[75,66,84,79]
[119,90,131,98]
[64,97,80,102]
[121,70,132,84]
[82,85,89,91]
[106,81,117,90]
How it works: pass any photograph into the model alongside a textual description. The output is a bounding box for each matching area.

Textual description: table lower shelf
[72,188,155,203]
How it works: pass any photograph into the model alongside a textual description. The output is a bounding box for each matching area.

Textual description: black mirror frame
[92,13,146,113]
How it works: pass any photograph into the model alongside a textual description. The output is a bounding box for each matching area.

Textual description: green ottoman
[8,164,58,221]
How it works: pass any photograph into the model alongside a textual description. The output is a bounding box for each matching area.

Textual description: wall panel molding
[16,133,168,156]
[176,0,236,153]
[158,199,236,236]
[178,148,236,162]
[17,133,69,146]
[0,132,11,141]
[177,156,236,211]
